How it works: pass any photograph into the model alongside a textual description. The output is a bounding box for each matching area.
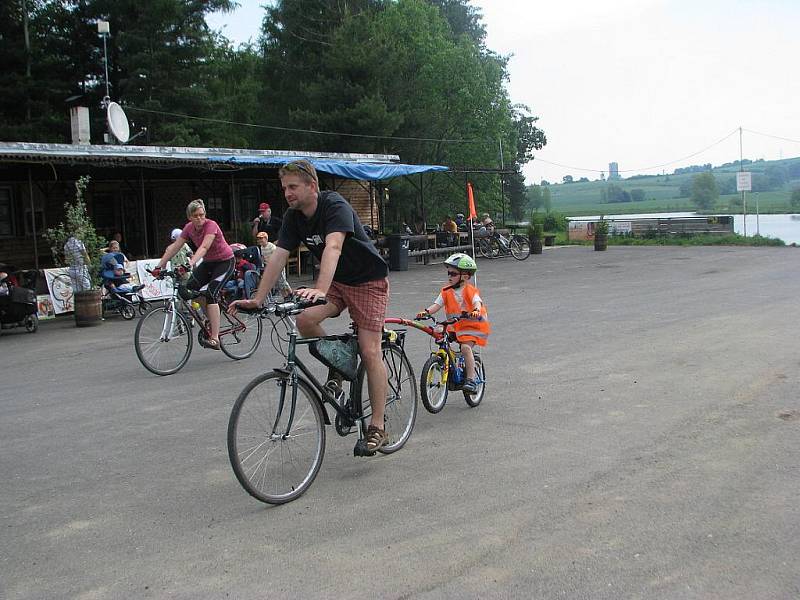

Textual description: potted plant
[527,223,544,255]
[594,217,609,251]
[45,176,107,326]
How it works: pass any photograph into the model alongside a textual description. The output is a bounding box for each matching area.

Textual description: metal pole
[756,193,760,236]
[140,168,149,256]
[740,127,746,237]
[28,167,39,270]
[498,137,505,225]
[102,34,110,101]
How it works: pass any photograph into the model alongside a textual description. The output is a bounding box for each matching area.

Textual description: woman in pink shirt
[155,199,234,350]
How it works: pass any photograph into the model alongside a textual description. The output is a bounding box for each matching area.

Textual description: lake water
[573,212,800,244]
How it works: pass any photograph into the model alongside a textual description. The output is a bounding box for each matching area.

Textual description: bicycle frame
[385,317,458,386]
[154,270,248,342]
[267,305,410,436]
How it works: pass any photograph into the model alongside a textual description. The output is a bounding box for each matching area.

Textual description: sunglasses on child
[447,271,462,277]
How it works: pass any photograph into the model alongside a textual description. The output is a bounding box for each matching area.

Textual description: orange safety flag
[467,182,477,221]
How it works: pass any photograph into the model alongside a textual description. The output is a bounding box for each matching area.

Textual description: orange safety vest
[440,283,491,346]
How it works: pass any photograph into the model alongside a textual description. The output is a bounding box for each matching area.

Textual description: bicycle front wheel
[220,310,263,360]
[464,354,486,407]
[420,354,448,414]
[510,235,531,260]
[228,372,326,505]
[134,307,193,376]
[357,342,418,454]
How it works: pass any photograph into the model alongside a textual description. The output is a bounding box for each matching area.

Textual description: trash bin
[388,234,410,271]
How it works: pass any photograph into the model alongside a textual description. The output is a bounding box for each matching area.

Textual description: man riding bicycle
[230,159,391,455]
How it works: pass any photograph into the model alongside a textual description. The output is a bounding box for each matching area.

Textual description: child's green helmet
[444,253,477,273]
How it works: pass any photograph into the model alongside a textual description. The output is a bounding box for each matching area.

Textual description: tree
[562,175,573,184]
[630,188,645,202]
[528,184,543,212]
[691,172,719,211]
[541,186,551,213]
[506,169,527,221]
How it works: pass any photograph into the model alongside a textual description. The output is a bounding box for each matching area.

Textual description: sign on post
[736,172,752,192]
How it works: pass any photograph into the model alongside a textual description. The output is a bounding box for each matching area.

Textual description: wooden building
[0,142,446,269]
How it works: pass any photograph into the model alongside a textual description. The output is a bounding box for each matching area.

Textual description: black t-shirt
[256,215,283,240]
[277,190,388,285]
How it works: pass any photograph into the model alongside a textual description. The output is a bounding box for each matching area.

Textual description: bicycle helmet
[170,228,183,240]
[444,253,477,273]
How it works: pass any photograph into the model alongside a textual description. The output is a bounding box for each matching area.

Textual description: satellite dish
[107,102,130,143]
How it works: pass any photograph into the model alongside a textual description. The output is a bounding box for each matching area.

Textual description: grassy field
[544,157,800,216]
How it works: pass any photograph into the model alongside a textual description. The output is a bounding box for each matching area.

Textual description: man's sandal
[365,425,388,454]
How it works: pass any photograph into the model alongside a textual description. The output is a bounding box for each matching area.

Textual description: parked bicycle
[227,297,418,505]
[134,267,263,375]
[386,314,486,413]
[477,231,530,260]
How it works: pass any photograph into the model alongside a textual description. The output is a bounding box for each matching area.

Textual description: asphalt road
[2,245,799,599]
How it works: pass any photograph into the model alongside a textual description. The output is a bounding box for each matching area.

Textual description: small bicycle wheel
[25,314,38,333]
[134,307,193,376]
[357,342,418,454]
[220,310,263,360]
[138,300,152,315]
[420,354,448,414]
[228,371,326,505]
[510,235,531,260]
[464,354,486,407]
[121,304,136,320]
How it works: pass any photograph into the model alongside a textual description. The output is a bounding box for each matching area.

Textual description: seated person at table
[442,215,458,233]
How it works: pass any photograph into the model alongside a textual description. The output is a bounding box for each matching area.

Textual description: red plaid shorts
[326,277,389,332]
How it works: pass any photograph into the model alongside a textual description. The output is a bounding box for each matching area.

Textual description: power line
[742,127,800,145]
[125,106,487,144]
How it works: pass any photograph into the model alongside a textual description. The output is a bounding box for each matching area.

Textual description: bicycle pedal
[353,438,376,457]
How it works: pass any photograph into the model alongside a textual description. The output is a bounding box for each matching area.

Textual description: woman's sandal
[365,425,388,454]
[205,338,221,351]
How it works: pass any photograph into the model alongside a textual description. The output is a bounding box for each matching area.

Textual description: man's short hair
[279,159,318,185]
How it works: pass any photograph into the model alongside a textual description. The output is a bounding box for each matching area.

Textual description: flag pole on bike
[467,181,478,285]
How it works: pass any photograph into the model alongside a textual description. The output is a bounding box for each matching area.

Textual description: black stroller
[100,253,151,320]
[0,266,38,334]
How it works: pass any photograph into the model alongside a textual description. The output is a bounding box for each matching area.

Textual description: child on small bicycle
[415,253,490,394]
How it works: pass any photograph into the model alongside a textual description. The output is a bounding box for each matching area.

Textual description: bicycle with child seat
[227,296,418,505]
[477,231,530,261]
[133,266,263,376]
[385,314,486,413]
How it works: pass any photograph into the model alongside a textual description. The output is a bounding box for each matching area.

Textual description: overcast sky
[207,0,800,185]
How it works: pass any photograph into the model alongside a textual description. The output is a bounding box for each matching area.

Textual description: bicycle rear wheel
[357,342,417,454]
[220,310,263,360]
[477,238,494,259]
[510,235,531,260]
[134,307,192,376]
[464,354,486,407]
[228,372,326,504]
[420,354,448,413]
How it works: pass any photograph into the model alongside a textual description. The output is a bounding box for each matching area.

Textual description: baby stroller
[100,253,151,320]
[0,266,38,334]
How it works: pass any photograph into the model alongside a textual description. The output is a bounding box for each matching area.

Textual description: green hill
[535,156,800,216]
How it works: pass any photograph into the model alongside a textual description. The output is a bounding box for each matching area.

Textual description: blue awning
[208,155,448,181]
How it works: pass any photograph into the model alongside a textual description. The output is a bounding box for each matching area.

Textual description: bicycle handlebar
[260,295,327,318]
[146,264,191,280]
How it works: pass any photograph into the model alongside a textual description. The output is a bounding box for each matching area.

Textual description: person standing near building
[251,202,282,240]
[64,235,91,292]
[231,159,391,455]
